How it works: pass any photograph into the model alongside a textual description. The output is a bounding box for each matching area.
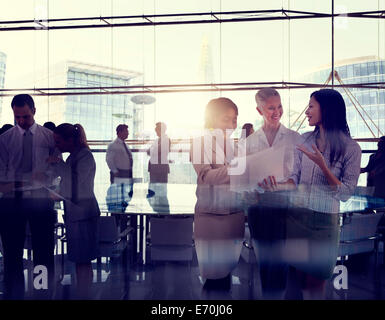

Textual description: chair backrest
[340,212,383,242]
[99,216,119,243]
[150,216,193,246]
[150,216,194,262]
[339,211,384,257]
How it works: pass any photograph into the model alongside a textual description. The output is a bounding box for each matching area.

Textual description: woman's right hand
[258,175,278,192]
[258,176,296,192]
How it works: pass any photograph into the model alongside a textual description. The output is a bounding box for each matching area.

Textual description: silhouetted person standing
[361,136,385,199]
[43,121,56,132]
[147,122,171,184]
[106,124,133,184]
[106,124,134,202]
[0,94,59,299]
[47,123,100,299]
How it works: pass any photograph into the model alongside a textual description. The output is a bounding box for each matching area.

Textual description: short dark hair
[155,122,167,131]
[11,94,35,111]
[43,121,56,131]
[116,124,128,134]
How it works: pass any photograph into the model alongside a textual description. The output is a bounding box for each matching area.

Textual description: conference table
[101,182,197,264]
[100,182,385,267]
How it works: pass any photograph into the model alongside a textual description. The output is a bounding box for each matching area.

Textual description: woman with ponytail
[47,123,100,299]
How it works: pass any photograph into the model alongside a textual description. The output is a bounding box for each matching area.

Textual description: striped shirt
[289,131,361,213]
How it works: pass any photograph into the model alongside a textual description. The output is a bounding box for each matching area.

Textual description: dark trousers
[110,170,134,198]
[0,196,56,299]
[247,192,289,292]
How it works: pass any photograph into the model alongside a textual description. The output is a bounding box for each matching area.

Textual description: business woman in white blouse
[245,88,302,181]
[190,97,244,290]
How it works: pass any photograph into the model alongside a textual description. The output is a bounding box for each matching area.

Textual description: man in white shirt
[0,94,60,299]
[147,122,171,183]
[106,124,134,193]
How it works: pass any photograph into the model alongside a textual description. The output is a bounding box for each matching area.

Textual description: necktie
[20,129,33,173]
[123,142,133,169]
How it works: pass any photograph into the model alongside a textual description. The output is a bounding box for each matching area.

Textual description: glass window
[370,91,377,105]
[360,63,368,77]
[347,65,354,78]
[338,66,347,79]
[353,64,361,77]
[368,62,376,75]
[380,61,385,75]
[379,91,385,104]
[362,93,370,105]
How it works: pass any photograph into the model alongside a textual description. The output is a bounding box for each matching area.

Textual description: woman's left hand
[297,144,327,169]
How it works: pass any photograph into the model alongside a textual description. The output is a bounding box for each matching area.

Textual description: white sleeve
[106,144,118,173]
[0,137,9,182]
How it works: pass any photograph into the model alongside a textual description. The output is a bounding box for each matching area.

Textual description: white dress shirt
[245,124,302,180]
[148,135,170,165]
[106,138,133,173]
[0,122,59,184]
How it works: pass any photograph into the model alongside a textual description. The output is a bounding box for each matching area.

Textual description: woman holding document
[244,88,301,180]
[190,97,244,291]
[261,89,361,299]
[244,88,301,298]
[47,123,100,299]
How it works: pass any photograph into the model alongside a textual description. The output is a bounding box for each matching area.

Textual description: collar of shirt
[115,137,125,145]
[251,123,288,146]
[16,121,37,135]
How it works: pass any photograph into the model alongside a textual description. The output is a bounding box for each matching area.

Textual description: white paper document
[230,146,285,192]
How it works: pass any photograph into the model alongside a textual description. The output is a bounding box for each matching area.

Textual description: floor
[2,239,385,301]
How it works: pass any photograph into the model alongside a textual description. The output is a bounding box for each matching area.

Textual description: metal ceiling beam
[0,9,332,31]
[0,81,384,97]
[0,9,383,32]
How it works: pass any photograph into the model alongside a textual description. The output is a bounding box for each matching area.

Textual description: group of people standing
[0,93,172,299]
[190,88,362,298]
[0,94,101,299]
[0,87,383,299]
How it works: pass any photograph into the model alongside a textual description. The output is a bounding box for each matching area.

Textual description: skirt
[65,216,100,263]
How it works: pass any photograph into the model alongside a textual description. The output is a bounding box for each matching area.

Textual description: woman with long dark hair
[263,88,361,213]
[261,89,361,299]
[47,123,100,299]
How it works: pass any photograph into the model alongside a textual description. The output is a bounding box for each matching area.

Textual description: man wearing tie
[106,124,134,192]
[0,94,59,299]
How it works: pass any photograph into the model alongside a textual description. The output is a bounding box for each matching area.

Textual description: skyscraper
[33,61,143,201]
[40,61,141,140]
[301,56,385,186]
[304,56,385,139]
